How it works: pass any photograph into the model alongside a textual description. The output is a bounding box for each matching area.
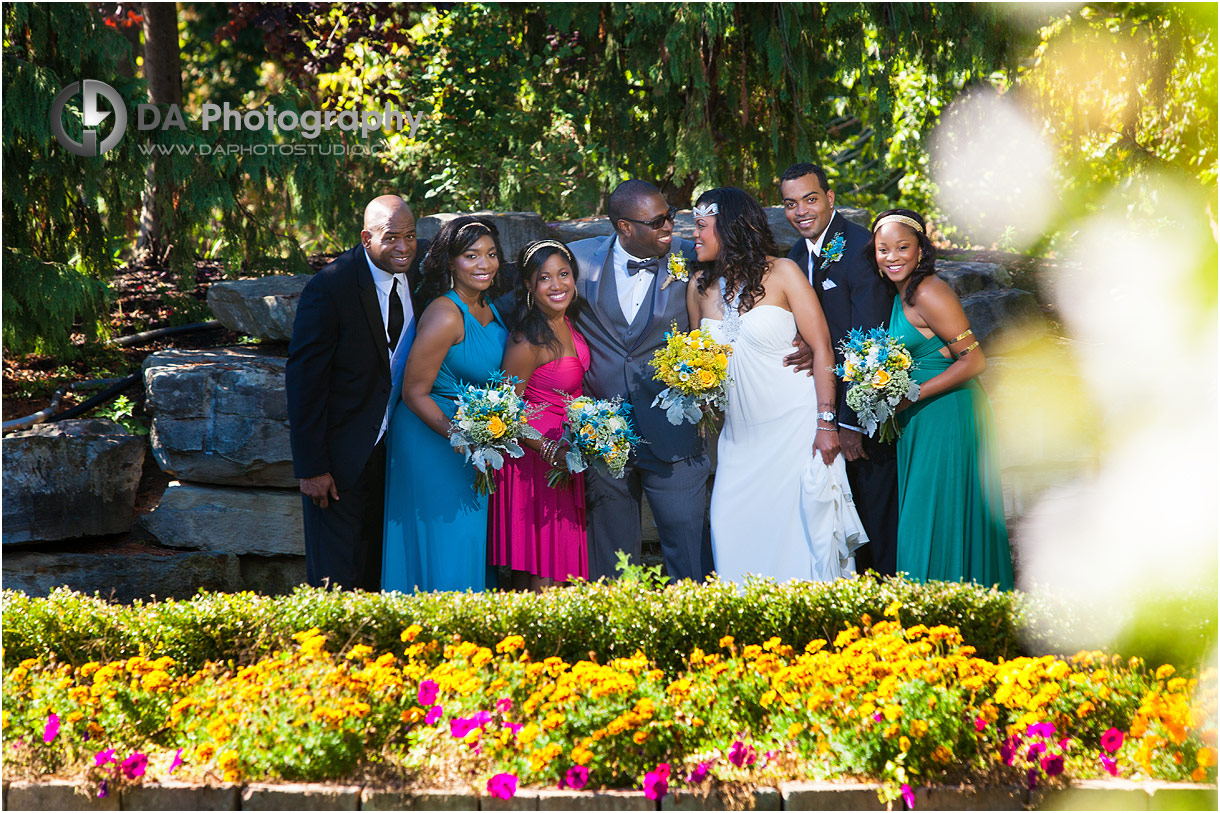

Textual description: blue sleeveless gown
[383,291,509,592]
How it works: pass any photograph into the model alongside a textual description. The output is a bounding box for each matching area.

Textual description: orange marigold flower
[496,635,525,654]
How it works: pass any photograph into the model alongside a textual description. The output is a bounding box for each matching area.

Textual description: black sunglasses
[620,206,678,231]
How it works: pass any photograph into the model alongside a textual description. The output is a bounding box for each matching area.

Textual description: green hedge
[2,575,1065,673]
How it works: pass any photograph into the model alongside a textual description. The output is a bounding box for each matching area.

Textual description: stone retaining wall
[2,779,1214,811]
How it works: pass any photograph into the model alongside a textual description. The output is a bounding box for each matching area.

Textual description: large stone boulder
[549,217,615,243]
[1,549,242,601]
[143,349,294,487]
[935,260,1014,295]
[2,419,146,544]
[206,275,310,341]
[961,288,1047,352]
[141,482,304,556]
[418,211,557,265]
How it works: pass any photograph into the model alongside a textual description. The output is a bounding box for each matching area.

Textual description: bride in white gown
[687,188,866,583]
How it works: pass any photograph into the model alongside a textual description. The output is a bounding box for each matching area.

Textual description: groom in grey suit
[569,180,713,582]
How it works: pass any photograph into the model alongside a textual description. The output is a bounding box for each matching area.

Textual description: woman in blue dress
[383,216,509,592]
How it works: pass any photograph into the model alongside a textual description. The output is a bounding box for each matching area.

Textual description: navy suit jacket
[787,214,893,424]
[285,241,428,491]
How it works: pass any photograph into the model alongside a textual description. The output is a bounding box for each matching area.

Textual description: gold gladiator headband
[521,239,573,267]
[872,214,925,234]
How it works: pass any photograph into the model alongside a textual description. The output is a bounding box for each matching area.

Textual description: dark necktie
[626,258,660,276]
[388,277,405,351]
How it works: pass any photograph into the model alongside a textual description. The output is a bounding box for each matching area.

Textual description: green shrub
[2,576,1063,674]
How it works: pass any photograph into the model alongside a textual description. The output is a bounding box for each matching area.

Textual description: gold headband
[872,214,925,235]
[454,221,491,241]
[521,239,573,267]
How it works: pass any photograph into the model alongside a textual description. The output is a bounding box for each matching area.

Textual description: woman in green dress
[869,208,1013,590]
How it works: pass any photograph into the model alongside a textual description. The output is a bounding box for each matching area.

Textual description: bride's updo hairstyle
[417,215,505,306]
[693,187,779,315]
[867,208,937,306]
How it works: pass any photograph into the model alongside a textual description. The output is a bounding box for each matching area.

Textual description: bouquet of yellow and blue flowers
[547,396,643,488]
[449,371,542,496]
[648,323,733,436]
[837,327,920,443]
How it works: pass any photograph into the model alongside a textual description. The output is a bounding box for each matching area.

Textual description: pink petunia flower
[1101,755,1119,776]
[728,740,757,767]
[121,752,148,780]
[43,713,60,743]
[94,748,118,767]
[564,765,590,790]
[471,710,492,728]
[505,722,523,737]
[687,762,710,784]
[643,766,669,801]
[974,716,987,733]
[417,679,439,707]
[1000,737,1019,766]
[1101,727,1124,754]
[901,783,915,809]
[169,748,185,774]
[1027,768,1039,790]
[496,698,513,713]
[487,773,517,800]
[1026,722,1056,739]
[97,780,108,799]
[425,705,443,726]
[1041,753,1065,777]
[450,717,478,738]
[1026,742,1047,761]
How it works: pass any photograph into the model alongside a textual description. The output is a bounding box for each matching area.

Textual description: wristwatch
[817,411,836,423]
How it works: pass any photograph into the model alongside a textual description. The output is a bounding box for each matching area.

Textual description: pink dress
[490,326,591,581]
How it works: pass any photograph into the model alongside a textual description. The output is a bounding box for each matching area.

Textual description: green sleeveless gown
[889,296,1013,590]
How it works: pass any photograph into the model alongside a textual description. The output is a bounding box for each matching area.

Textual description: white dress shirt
[611,241,657,324]
[803,210,838,284]
[365,249,414,442]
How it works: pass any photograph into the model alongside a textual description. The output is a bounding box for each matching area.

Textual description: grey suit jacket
[569,235,703,463]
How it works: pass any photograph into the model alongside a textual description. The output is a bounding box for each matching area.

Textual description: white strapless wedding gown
[704,303,867,584]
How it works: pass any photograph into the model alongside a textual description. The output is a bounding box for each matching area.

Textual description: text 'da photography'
[2,2,1216,812]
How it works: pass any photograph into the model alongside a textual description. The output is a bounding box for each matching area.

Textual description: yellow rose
[871,369,892,389]
[894,353,911,369]
[487,416,507,438]
[715,352,728,366]
[697,368,716,388]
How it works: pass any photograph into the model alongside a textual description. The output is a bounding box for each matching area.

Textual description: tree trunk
[137,2,182,260]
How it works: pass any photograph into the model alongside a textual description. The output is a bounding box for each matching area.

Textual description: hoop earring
[918,251,924,263]
[526,291,534,310]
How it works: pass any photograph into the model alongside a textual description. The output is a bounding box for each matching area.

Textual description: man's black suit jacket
[285,241,428,492]
[787,214,893,424]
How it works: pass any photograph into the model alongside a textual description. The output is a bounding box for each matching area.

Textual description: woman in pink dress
[491,239,590,590]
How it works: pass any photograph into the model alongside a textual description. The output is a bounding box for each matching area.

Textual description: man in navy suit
[285,195,427,590]
[780,164,899,577]
[568,180,713,582]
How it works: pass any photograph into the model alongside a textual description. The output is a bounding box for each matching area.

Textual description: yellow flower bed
[3,612,1215,805]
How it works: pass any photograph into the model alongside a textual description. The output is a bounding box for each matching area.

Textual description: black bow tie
[626,258,660,276]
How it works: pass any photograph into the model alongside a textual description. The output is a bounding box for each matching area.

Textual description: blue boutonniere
[819,232,846,271]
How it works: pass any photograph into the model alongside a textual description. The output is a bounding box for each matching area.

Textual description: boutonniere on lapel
[819,232,846,271]
[660,254,690,290]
